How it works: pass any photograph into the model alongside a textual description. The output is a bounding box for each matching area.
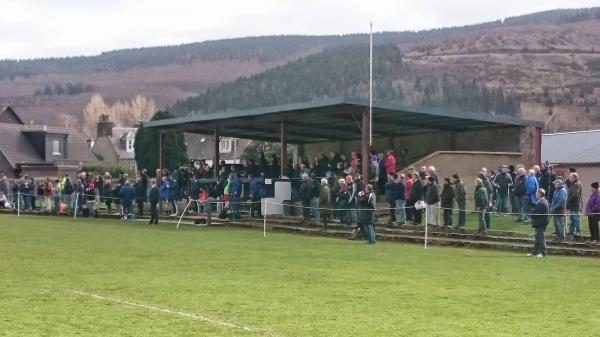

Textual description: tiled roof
[109,127,136,160]
[0,123,97,168]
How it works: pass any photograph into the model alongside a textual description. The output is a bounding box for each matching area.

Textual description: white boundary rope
[71,290,255,333]
[4,192,598,217]
[424,208,428,250]
[263,199,268,238]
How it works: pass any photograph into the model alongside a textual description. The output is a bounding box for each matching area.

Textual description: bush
[81,165,134,178]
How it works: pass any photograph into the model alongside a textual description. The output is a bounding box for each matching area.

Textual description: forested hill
[2,7,600,132]
[2,7,599,80]
[170,44,520,117]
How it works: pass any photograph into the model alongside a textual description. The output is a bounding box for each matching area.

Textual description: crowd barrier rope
[3,192,598,250]
[3,192,599,217]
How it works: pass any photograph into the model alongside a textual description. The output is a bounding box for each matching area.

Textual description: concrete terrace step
[4,209,598,257]
[229,220,600,258]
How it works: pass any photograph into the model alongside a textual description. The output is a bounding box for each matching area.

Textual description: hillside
[1,7,600,133]
[171,44,520,117]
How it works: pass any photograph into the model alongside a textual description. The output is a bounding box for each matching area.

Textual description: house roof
[542,130,600,164]
[110,127,137,160]
[143,97,544,144]
[0,105,25,125]
[0,123,97,168]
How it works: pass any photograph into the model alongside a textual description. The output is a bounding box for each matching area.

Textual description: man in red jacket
[385,150,396,175]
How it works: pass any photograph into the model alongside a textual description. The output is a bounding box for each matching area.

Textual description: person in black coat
[411,173,426,225]
[134,177,146,216]
[529,189,550,257]
[299,174,313,223]
[148,182,160,224]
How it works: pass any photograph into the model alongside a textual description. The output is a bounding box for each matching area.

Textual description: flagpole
[369,22,373,146]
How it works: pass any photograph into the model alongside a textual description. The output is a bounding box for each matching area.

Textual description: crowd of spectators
[2,149,600,254]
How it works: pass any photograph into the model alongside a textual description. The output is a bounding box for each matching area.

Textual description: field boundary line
[72,290,255,333]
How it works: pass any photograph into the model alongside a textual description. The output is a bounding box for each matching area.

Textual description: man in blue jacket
[550,178,568,242]
[119,180,135,221]
[524,169,539,223]
[249,173,266,217]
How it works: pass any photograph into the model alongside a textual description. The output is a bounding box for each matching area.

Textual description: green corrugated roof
[143,97,543,144]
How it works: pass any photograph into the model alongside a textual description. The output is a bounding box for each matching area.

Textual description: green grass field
[2,214,600,337]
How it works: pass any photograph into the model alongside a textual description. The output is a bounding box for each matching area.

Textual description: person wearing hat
[585,182,600,245]
[550,178,567,242]
[566,173,583,240]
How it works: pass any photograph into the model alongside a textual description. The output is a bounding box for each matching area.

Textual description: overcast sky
[1,0,598,59]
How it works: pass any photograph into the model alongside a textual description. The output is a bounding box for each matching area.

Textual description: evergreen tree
[134,110,188,175]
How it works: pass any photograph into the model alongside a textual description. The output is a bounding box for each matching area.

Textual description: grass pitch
[1,214,600,337]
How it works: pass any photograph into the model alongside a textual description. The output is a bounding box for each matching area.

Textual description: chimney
[97,114,114,138]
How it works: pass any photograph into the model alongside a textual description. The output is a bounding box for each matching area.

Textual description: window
[219,138,233,153]
[126,138,134,152]
[52,140,61,156]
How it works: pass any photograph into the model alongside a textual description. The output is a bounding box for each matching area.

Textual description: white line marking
[72,290,255,333]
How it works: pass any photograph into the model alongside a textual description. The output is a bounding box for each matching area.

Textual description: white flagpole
[369,22,373,146]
